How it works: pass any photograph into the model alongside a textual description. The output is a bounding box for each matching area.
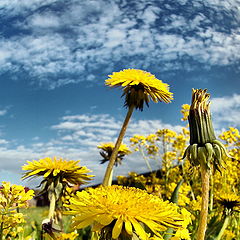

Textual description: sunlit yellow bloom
[223,230,236,240]
[180,104,190,121]
[22,156,93,185]
[0,181,34,209]
[146,134,158,143]
[146,145,159,155]
[172,134,188,152]
[217,193,240,214]
[66,185,190,240]
[219,127,240,145]
[105,69,173,110]
[171,228,191,240]
[0,182,34,238]
[189,196,202,211]
[130,135,147,152]
[130,135,146,144]
[156,129,177,143]
[56,232,79,240]
[97,142,131,166]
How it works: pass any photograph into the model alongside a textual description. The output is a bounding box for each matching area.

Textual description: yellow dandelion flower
[105,69,173,110]
[22,156,94,185]
[97,142,131,166]
[65,185,190,240]
[217,193,240,214]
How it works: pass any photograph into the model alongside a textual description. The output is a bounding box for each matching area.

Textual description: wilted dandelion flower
[105,69,173,110]
[66,185,190,240]
[97,142,131,166]
[22,156,94,186]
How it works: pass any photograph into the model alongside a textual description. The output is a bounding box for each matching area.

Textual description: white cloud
[211,93,240,128]
[0,0,58,15]
[0,0,239,88]
[0,139,8,144]
[0,109,7,116]
[28,14,60,28]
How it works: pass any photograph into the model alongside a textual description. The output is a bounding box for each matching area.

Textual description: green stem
[139,147,152,172]
[197,163,210,240]
[215,216,230,240]
[102,105,134,186]
[0,221,3,240]
[107,169,113,186]
[209,175,214,212]
[48,192,56,220]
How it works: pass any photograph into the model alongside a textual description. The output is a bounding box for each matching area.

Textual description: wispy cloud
[211,93,240,129]
[0,0,239,88]
[0,109,7,116]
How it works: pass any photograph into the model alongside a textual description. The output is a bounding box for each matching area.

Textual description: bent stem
[197,163,210,240]
[102,105,134,186]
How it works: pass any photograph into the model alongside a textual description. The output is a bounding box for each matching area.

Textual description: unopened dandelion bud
[183,89,230,171]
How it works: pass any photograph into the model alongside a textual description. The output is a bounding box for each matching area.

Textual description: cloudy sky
[0,0,239,187]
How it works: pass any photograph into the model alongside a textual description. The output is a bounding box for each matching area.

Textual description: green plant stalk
[197,162,210,240]
[209,175,214,212]
[107,168,113,186]
[164,179,184,240]
[139,147,152,172]
[102,105,134,186]
[48,192,56,220]
[215,216,230,240]
[0,221,3,240]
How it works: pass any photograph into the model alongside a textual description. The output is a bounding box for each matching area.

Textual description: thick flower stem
[48,192,56,220]
[102,105,134,186]
[197,163,210,240]
[215,216,230,240]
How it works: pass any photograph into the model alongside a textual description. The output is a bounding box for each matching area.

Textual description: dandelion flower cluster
[66,185,190,240]
[0,182,34,238]
[105,69,173,110]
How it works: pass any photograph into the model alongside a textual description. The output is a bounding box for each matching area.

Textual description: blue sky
[0,0,239,187]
